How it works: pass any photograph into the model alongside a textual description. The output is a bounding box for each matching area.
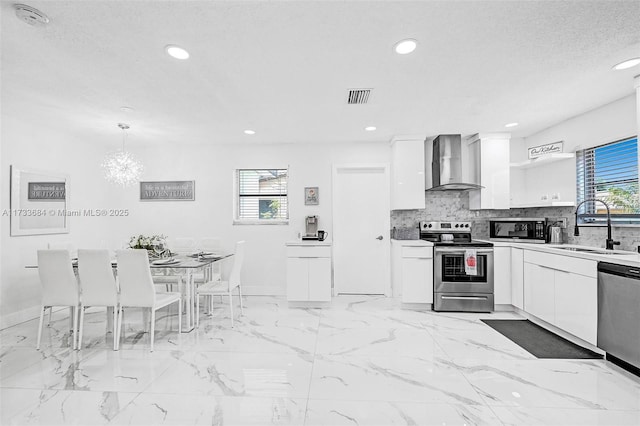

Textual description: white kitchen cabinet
[391,240,433,304]
[401,246,433,303]
[524,262,556,324]
[554,270,597,345]
[466,133,511,210]
[391,137,425,210]
[510,247,524,309]
[493,246,512,305]
[522,249,598,344]
[286,243,332,302]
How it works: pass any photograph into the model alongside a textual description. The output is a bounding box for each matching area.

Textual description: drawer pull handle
[441,296,488,301]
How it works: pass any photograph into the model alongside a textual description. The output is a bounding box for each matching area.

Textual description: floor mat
[481,319,603,359]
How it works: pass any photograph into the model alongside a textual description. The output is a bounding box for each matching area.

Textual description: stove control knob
[427,223,432,228]
[454,224,459,228]
[465,224,470,228]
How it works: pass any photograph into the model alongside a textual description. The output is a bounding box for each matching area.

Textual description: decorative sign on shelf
[140,181,195,201]
[528,141,563,159]
[304,187,319,205]
[28,182,66,201]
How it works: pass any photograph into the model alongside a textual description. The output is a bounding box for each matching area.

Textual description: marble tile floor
[1,295,640,425]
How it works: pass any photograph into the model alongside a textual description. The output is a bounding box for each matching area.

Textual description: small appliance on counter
[489,217,546,243]
[302,215,319,240]
[546,222,563,244]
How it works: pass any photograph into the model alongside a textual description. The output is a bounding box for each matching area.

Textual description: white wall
[117,142,390,296]
[1,119,389,328]
[515,94,637,205]
[1,115,120,328]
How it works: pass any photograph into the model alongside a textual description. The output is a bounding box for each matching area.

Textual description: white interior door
[332,164,390,295]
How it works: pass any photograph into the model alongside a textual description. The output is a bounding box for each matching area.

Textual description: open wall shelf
[510,153,575,169]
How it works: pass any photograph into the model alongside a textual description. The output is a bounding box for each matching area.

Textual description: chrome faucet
[574,198,620,250]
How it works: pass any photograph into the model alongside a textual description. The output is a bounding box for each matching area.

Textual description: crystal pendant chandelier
[102,123,143,186]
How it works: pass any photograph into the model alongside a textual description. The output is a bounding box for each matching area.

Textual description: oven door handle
[435,248,494,254]
[441,296,489,301]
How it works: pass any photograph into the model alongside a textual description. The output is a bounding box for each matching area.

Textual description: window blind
[237,169,288,220]
[576,136,639,225]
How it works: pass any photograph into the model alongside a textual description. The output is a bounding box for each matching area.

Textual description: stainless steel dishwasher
[597,262,640,374]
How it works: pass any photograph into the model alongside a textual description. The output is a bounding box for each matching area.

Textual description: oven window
[441,254,488,282]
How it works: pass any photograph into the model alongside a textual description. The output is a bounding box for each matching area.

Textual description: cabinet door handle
[376,235,384,240]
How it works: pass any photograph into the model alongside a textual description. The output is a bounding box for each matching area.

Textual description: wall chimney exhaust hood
[426,134,483,191]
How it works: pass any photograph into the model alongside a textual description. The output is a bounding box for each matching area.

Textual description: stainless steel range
[419,221,494,312]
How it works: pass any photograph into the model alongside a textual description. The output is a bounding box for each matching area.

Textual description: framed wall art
[10,165,70,236]
[304,186,319,205]
[140,181,195,201]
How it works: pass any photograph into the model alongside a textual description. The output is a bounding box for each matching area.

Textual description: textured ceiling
[1,1,639,146]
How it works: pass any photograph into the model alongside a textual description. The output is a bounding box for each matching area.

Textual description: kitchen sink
[552,246,637,256]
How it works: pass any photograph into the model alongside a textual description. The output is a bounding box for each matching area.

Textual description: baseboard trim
[517,310,603,354]
[494,304,515,312]
[401,302,433,311]
[241,285,285,296]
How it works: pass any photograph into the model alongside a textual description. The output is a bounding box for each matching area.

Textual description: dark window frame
[576,136,639,226]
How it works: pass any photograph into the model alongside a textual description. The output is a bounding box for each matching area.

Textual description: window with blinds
[576,136,639,225]
[236,169,288,222]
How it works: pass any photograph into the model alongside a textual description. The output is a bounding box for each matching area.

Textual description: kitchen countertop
[391,239,434,247]
[286,240,332,246]
[484,240,640,267]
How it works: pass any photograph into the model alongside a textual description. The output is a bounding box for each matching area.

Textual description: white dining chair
[196,237,223,313]
[196,241,245,328]
[77,249,119,350]
[36,250,79,350]
[116,249,182,351]
[153,237,196,292]
[199,237,222,282]
[47,241,77,258]
[170,237,197,255]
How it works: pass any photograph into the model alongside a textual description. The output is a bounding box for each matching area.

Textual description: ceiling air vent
[347,88,372,105]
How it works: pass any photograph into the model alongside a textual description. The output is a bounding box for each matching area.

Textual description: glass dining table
[27,252,233,333]
[150,254,233,331]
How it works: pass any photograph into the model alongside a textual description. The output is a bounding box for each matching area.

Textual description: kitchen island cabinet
[286,242,332,302]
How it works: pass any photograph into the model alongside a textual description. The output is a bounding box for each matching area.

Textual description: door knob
[376,235,384,240]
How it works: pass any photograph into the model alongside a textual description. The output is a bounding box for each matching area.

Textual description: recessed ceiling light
[365,126,377,131]
[165,45,190,60]
[613,58,640,70]
[244,130,255,135]
[394,39,417,55]
[505,122,519,128]
[120,106,134,113]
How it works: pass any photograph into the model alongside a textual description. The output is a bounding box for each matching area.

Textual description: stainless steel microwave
[489,218,546,243]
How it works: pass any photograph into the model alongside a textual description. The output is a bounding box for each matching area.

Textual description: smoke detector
[14,4,50,27]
